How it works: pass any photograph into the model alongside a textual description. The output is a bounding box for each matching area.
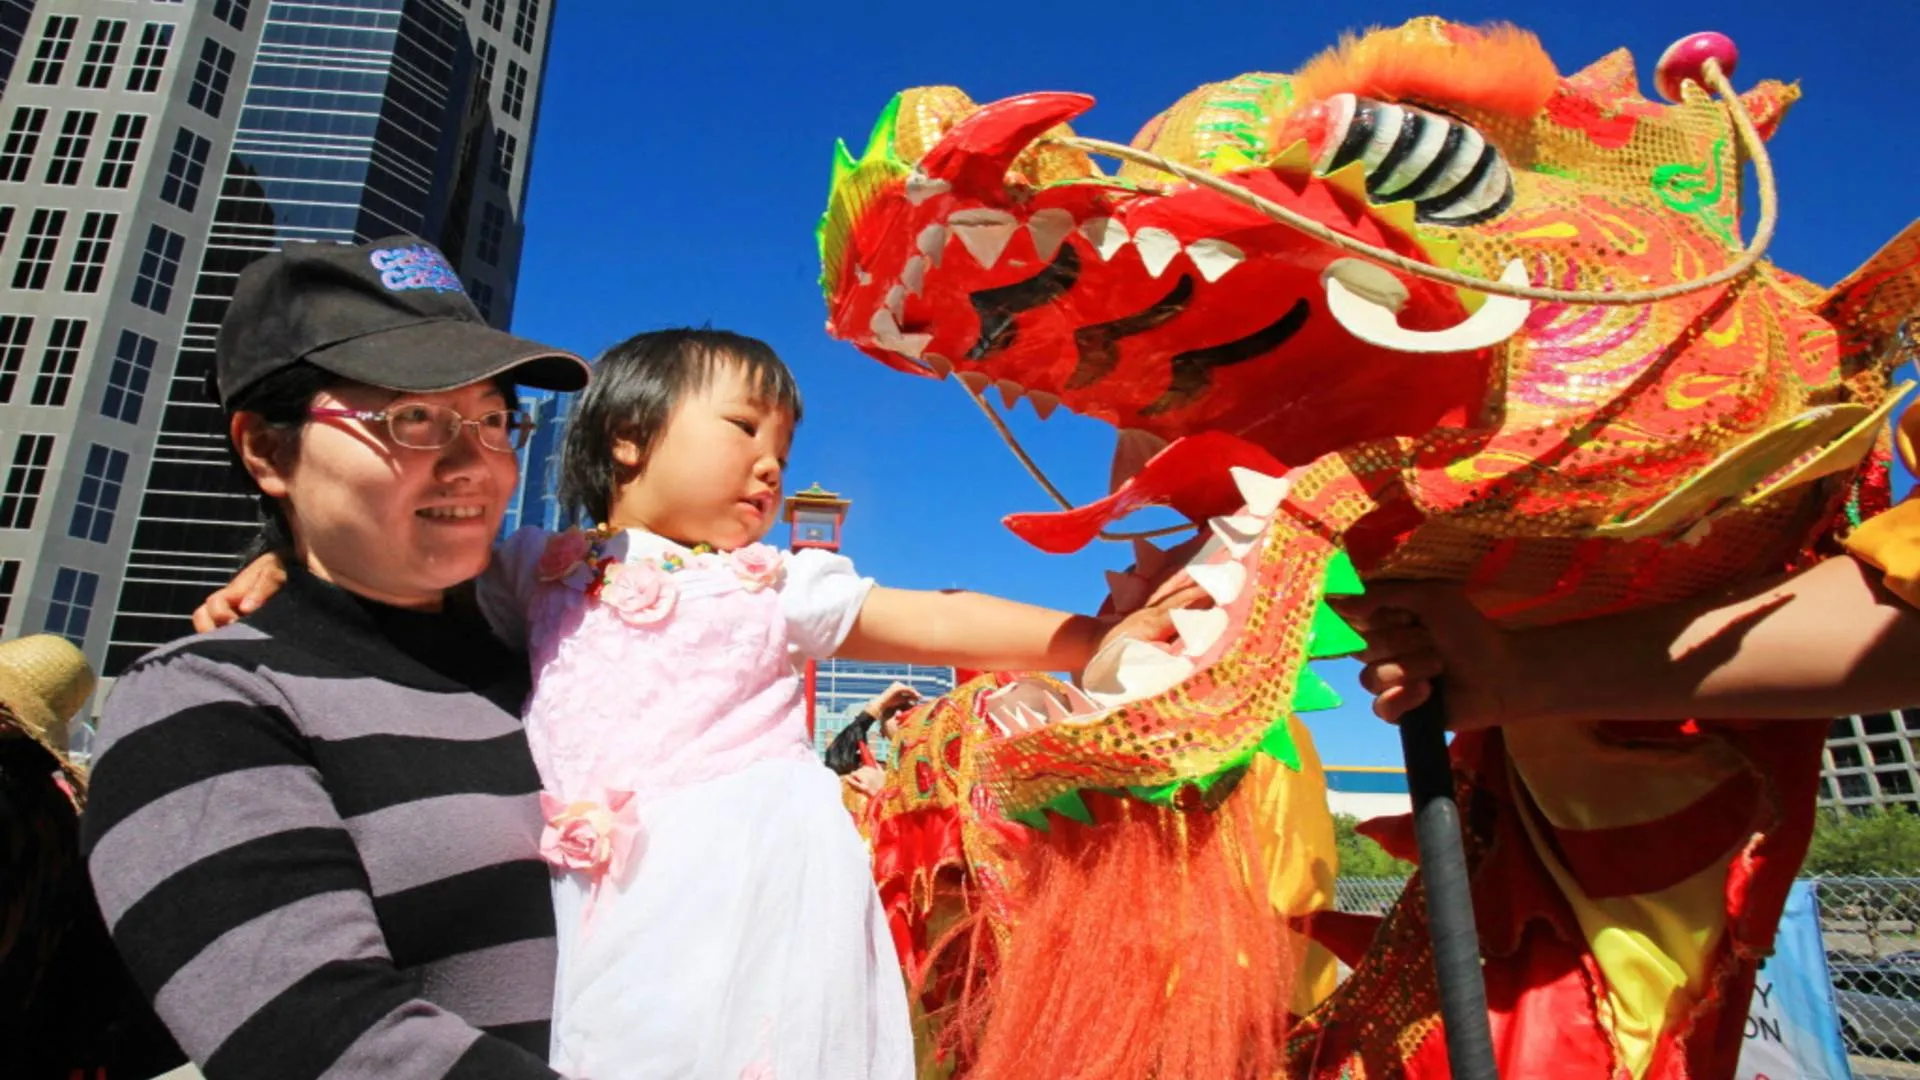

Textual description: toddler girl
[479,329,1199,1078]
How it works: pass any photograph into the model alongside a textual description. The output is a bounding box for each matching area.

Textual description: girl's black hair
[557,328,803,526]
[823,712,876,776]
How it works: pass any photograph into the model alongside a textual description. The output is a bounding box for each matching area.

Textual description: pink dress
[482,527,913,1080]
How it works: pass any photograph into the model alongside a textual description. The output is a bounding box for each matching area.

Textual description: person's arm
[1343,552,1920,727]
[82,657,560,1080]
[838,576,1210,674]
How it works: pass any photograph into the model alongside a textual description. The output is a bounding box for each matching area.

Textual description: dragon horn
[917,91,1095,197]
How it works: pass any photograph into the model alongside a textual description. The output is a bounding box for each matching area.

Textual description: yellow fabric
[1509,756,1732,1080]
[1249,723,1342,1015]
[1846,406,1920,608]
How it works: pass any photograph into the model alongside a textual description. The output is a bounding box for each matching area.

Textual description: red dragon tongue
[1003,432,1286,554]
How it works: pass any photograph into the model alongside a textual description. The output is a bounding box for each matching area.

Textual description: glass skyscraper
[810,658,956,762]
[21,0,562,675]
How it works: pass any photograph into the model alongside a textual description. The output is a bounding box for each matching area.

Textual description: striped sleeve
[81,652,560,1080]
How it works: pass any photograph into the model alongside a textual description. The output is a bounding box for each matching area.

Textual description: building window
[477,202,505,265]
[474,39,497,88]
[0,315,31,403]
[0,433,55,529]
[482,0,505,31]
[101,329,156,424]
[43,109,97,186]
[1838,773,1872,799]
[0,206,12,260]
[94,113,145,188]
[63,212,115,293]
[212,0,249,32]
[0,107,49,183]
[1832,744,1864,770]
[1879,770,1916,796]
[125,22,173,93]
[186,37,232,118]
[68,443,128,543]
[467,277,494,321]
[1863,712,1899,736]
[25,15,78,86]
[1872,740,1909,766]
[12,208,66,290]
[502,60,527,120]
[0,560,19,629]
[76,18,127,90]
[131,224,183,313]
[158,127,209,211]
[512,0,539,51]
[491,130,517,188]
[44,567,98,647]
[29,317,84,407]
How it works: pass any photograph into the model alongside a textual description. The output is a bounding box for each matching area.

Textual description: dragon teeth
[948,208,1018,269]
[1170,607,1229,657]
[1026,390,1060,419]
[1208,514,1265,558]
[995,379,1024,408]
[917,223,948,267]
[902,255,928,296]
[957,371,991,394]
[905,169,952,205]
[1079,217,1130,261]
[1185,561,1246,606]
[1186,238,1245,282]
[1132,227,1180,278]
[1027,208,1075,262]
[1228,466,1290,517]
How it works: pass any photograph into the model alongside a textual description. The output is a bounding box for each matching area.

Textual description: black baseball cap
[214,235,590,405]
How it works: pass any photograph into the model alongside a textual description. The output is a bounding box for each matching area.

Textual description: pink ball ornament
[1655,32,1739,102]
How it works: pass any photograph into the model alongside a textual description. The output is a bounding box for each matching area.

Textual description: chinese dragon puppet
[819,17,1920,1080]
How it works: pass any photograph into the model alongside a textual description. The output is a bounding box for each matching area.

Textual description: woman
[82,237,590,1079]
[1346,406,1920,725]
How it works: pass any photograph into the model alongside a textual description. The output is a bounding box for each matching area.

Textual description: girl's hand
[1331,582,1516,729]
[1092,571,1215,659]
[192,553,288,633]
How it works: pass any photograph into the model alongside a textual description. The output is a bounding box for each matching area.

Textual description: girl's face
[236,378,519,609]
[606,362,793,550]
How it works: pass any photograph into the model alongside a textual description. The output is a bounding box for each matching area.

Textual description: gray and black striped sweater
[82,569,562,1080]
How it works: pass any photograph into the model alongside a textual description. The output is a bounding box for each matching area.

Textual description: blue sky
[510,1,1918,767]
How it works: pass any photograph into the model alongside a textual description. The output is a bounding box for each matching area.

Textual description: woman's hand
[846,764,887,797]
[1332,582,1519,729]
[861,682,921,724]
[192,553,288,633]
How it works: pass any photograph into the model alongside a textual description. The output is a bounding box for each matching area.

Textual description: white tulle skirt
[548,757,913,1080]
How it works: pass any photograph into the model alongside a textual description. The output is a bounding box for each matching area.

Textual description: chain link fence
[1336,875,1920,1066]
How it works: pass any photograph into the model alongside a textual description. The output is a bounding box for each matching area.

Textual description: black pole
[1397,681,1500,1080]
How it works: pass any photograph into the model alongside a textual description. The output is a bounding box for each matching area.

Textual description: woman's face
[240,379,519,609]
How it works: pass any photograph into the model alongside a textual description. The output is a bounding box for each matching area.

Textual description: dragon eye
[1314,93,1514,227]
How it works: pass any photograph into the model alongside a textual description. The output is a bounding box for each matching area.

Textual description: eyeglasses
[308,403,536,452]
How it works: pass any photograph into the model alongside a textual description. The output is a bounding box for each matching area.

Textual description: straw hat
[0,634,96,762]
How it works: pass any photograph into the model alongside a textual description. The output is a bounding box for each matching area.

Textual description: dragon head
[821,18,1805,479]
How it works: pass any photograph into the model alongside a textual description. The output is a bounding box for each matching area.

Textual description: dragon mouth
[981,465,1290,737]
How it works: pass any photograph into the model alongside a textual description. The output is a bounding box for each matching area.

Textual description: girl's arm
[837,577,1209,674]
[1343,551,1920,728]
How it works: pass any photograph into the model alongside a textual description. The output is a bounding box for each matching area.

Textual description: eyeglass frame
[306,403,537,453]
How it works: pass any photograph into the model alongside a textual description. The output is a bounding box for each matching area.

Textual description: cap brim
[306,317,591,393]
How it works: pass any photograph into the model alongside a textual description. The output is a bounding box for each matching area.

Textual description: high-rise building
[1820,708,1920,815]
[0,0,558,678]
[500,384,570,535]
[811,658,955,761]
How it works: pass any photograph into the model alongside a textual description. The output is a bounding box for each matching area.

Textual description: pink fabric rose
[539,790,639,884]
[730,544,785,592]
[599,560,675,624]
[738,1061,774,1080]
[537,528,592,582]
